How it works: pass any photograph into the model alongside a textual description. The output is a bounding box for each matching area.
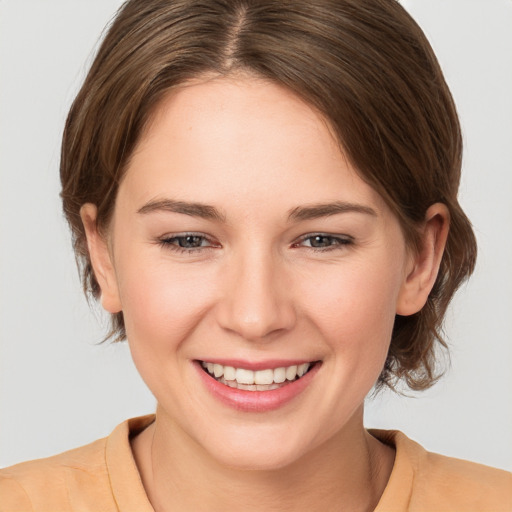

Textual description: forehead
[120,76,389,216]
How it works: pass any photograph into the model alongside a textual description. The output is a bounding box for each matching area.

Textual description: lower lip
[194,361,321,412]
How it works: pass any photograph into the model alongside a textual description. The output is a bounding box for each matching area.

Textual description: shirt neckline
[106,414,156,512]
[105,415,415,512]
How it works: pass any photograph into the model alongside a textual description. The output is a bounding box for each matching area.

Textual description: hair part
[61,0,477,391]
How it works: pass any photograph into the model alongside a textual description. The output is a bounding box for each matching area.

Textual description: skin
[81,76,449,511]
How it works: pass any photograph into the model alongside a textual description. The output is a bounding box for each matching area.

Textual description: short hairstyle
[60,0,477,391]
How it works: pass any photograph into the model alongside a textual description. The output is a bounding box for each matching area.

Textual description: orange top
[1,415,511,511]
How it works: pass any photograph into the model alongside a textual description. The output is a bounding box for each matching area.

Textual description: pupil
[180,235,202,248]
[311,235,330,247]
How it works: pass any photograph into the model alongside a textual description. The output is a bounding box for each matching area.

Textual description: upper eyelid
[157,232,353,248]
[160,231,213,240]
[295,232,353,242]
[159,232,218,247]
[290,234,354,252]
[157,232,353,241]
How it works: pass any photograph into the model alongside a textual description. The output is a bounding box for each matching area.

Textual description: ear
[396,203,450,316]
[80,204,122,314]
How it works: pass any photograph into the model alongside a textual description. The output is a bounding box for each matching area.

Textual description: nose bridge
[217,243,295,341]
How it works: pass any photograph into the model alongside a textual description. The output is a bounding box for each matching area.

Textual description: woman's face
[89,76,417,469]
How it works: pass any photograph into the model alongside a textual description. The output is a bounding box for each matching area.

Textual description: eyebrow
[287,201,377,221]
[137,198,377,223]
[137,199,226,222]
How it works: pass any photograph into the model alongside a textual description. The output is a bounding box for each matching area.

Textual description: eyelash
[158,232,353,254]
[158,233,218,254]
[292,233,353,252]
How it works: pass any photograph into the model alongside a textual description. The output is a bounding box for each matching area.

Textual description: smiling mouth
[200,361,315,391]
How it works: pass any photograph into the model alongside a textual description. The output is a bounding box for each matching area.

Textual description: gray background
[1,0,511,471]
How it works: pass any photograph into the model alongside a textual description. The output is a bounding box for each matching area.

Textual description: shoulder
[414,447,512,510]
[0,415,155,512]
[372,429,512,512]
[0,436,111,511]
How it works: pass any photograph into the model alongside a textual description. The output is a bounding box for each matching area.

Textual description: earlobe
[80,204,122,314]
[396,203,450,316]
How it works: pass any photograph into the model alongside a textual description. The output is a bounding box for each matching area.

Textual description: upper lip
[196,359,318,371]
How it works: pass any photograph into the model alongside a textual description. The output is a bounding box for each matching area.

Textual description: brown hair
[60,0,477,391]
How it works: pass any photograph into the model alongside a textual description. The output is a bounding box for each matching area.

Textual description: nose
[216,248,296,342]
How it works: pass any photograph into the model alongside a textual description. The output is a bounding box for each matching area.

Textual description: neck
[131,405,394,512]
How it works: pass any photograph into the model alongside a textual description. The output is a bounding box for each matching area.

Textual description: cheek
[298,255,403,363]
[115,253,217,351]
[116,257,222,403]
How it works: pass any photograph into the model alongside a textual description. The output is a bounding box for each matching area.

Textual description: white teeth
[235,368,255,384]
[254,369,274,385]
[214,376,283,391]
[237,383,257,391]
[223,366,236,380]
[273,367,286,383]
[286,365,298,381]
[201,361,313,388]
[297,363,309,377]
[256,383,280,391]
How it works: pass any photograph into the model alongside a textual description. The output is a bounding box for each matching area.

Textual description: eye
[171,235,208,248]
[158,233,218,252]
[295,233,353,250]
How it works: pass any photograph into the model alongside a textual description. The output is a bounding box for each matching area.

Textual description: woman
[1,0,511,510]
